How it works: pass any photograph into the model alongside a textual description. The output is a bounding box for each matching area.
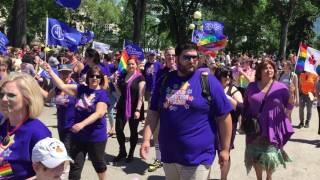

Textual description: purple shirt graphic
[74,85,110,142]
[0,118,51,179]
[150,70,232,166]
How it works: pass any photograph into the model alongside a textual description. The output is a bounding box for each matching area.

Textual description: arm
[217,113,232,166]
[43,63,77,96]
[71,102,107,133]
[134,81,146,119]
[140,110,160,160]
[102,75,109,90]
[240,69,255,82]
[293,74,299,105]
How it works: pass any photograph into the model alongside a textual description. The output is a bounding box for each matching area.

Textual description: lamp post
[189,10,202,30]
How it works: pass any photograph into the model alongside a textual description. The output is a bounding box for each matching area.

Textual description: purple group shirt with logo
[74,85,110,142]
[0,118,51,179]
[150,70,232,166]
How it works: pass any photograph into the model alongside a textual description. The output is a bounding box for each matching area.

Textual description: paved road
[39,106,320,180]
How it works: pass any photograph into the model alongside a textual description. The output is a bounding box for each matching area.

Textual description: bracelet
[135,109,140,112]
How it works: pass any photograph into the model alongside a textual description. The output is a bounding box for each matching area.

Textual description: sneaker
[304,122,309,128]
[297,123,304,129]
[148,159,163,172]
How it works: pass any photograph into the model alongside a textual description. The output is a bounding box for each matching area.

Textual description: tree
[158,0,201,45]
[8,0,27,47]
[128,0,146,44]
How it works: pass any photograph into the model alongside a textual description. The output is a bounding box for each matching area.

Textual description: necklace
[2,116,29,146]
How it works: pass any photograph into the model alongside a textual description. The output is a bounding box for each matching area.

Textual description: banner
[46,18,82,50]
[0,32,9,55]
[202,20,225,38]
[295,43,320,75]
[124,40,144,60]
[55,0,81,10]
[191,20,227,57]
[92,41,110,54]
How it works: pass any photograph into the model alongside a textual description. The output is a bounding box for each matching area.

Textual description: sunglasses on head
[182,55,198,61]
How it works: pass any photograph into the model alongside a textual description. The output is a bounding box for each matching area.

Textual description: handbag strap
[259,80,274,113]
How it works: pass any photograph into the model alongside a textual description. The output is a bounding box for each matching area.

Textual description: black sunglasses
[182,55,198,61]
[0,92,17,100]
[89,75,102,79]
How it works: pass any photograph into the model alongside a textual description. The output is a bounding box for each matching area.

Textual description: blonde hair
[0,72,43,118]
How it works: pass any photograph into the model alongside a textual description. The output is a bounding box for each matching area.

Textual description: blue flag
[46,18,82,50]
[0,32,9,55]
[202,20,225,38]
[79,31,94,46]
[125,40,144,61]
[55,0,81,10]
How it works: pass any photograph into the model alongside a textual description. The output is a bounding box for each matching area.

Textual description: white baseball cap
[32,138,73,168]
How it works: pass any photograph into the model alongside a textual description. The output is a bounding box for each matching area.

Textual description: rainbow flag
[0,163,13,177]
[295,43,320,75]
[118,49,129,74]
[198,37,228,54]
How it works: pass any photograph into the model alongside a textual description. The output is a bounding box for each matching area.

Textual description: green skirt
[245,143,291,173]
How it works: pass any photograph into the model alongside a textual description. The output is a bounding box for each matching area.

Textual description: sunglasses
[182,55,198,61]
[0,92,17,100]
[89,75,102,79]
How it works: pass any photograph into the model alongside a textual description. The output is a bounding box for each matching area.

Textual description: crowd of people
[0,42,318,180]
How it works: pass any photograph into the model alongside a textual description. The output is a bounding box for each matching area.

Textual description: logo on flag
[46,18,82,50]
[51,25,64,40]
[125,41,144,60]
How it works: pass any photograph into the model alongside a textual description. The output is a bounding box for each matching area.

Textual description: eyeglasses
[0,69,7,72]
[89,75,101,79]
[0,92,17,100]
[182,55,198,61]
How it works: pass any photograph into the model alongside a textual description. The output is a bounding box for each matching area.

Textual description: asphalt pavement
[39,106,320,180]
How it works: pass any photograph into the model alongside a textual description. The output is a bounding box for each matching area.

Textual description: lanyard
[2,116,29,146]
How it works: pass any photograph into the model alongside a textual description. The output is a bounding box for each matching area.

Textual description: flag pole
[45,16,49,62]
[293,42,302,76]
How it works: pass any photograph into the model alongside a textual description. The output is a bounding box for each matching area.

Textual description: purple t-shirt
[144,61,162,93]
[0,118,52,179]
[150,70,233,166]
[244,81,294,148]
[55,81,77,131]
[74,85,110,142]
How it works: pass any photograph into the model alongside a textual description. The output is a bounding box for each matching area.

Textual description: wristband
[135,109,140,112]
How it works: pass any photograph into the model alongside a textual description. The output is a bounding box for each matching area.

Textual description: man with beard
[140,42,233,180]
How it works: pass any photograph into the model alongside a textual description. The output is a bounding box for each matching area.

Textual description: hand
[71,123,85,133]
[140,140,150,160]
[41,62,52,73]
[134,111,140,120]
[218,150,230,168]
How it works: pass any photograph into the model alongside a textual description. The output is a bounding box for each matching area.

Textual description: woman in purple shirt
[0,73,51,179]
[44,64,109,180]
[243,60,294,180]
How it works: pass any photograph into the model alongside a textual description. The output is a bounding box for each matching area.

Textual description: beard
[177,60,196,76]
